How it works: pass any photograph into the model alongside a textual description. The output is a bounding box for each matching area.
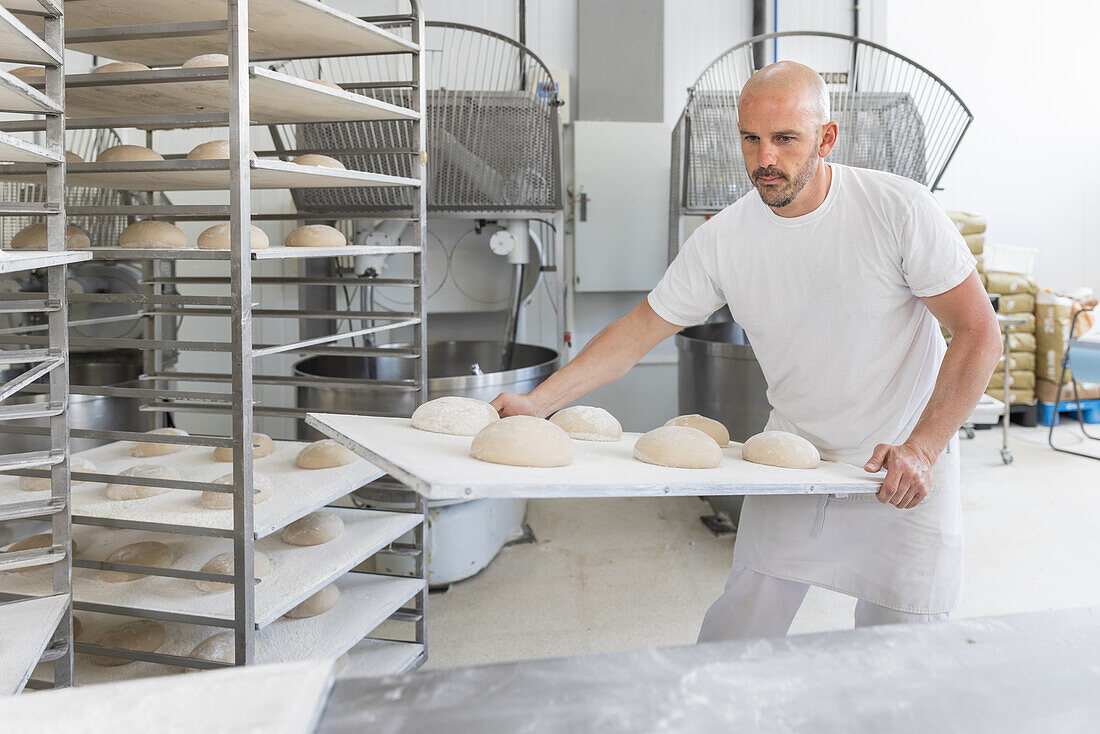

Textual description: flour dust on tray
[411,396,500,436]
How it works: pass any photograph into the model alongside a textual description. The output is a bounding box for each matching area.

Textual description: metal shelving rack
[0,0,428,681]
[0,0,85,692]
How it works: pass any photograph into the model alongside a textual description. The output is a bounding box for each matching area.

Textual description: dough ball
[182,53,229,68]
[9,67,45,82]
[92,61,150,74]
[89,620,166,666]
[741,431,821,469]
[201,472,272,509]
[119,220,188,249]
[188,631,234,666]
[212,432,275,460]
[186,140,257,160]
[130,426,189,457]
[334,652,349,673]
[65,151,84,163]
[194,551,271,593]
[549,406,622,442]
[284,224,346,248]
[18,457,98,492]
[105,465,179,500]
[411,396,499,436]
[291,154,345,169]
[664,414,730,447]
[295,439,356,469]
[633,426,721,469]
[309,78,343,91]
[6,533,78,573]
[281,510,344,546]
[470,415,574,467]
[197,223,270,250]
[97,144,163,162]
[100,541,174,583]
[9,222,91,250]
[283,583,339,619]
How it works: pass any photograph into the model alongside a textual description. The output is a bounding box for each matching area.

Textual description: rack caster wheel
[1000,449,1013,464]
[963,426,975,439]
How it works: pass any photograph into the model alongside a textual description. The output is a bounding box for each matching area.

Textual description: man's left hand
[863,442,936,509]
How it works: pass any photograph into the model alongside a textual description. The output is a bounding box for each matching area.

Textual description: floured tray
[306,414,883,501]
[0,439,385,538]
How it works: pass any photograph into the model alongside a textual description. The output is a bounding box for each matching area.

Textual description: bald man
[492,61,1002,640]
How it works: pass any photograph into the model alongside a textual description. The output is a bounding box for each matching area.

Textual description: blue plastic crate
[1038,399,1100,427]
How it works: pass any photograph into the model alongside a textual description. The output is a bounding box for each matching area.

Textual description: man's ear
[819,121,839,157]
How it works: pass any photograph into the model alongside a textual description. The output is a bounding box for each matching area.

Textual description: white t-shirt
[648,163,975,613]
[649,163,975,464]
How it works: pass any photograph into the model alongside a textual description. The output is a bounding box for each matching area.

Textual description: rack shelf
[85,245,421,261]
[27,0,417,66]
[0,440,387,539]
[0,69,59,114]
[0,250,90,274]
[0,129,61,164]
[0,158,420,191]
[0,595,69,694]
[0,508,421,628]
[339,638,424,679]
[0,5,60,65]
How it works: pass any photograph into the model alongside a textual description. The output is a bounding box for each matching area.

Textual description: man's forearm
[528,302,678,416]
[905,325,1003,458]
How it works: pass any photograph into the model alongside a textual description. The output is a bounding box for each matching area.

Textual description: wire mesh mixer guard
[670,31,973,257]
[269,21,562,215]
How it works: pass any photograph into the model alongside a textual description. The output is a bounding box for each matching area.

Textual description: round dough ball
[309,78,343,91]
[97,144,163,162]
[295,439,356,469]
[10,222,91,251]
[194,551,271,593]
[188,631,234,666]
[182,53,229,69]
[741,431,821,469]
[633,425,722,469]
[105,465,179,501]
[65,151,84,163]
[284,224,346,248]
[119,220,188,249]
[470,415,574,467]
[186,140,257,161]
[89,620,165,666]
[6,533,78,573]
[212,432,275,461]
[291,154,345,169]
[411,396,499,436]
[201,472,272,509]
[9,67,45,82]
[550,406,622,442]
[130,426,189,457]
[281,511,344,546]
[197,223,270,250]
[92,61,150,74]
[18,456,98,492]
[100,541,173,583]
[283,584,339,619]
[664,414,730,447]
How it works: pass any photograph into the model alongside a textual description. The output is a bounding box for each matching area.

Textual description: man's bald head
[739,61,830,125]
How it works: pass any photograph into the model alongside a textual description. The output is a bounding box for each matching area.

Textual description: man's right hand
[490,392,544,418]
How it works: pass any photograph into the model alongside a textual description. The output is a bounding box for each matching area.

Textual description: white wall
[876,0,1100,294]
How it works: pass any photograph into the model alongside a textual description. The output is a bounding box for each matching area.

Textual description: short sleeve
[647,223,726,327]
[900,189,977,298]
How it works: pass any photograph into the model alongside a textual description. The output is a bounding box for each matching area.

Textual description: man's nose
[757,142,778,167]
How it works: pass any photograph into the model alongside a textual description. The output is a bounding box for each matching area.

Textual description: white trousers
[697,562,949,643]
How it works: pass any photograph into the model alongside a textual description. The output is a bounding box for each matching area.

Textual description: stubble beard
[754,149,820,210]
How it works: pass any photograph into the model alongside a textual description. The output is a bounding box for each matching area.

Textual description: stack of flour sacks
[408,396,822,471]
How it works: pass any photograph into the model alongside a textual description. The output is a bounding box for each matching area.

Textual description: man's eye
[778,136,793,143]
[743,135,758,142]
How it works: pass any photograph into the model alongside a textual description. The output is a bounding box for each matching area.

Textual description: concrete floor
[419,422,1100,670]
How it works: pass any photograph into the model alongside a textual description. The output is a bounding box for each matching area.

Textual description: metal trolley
[0,0,82,691]
[1048,307,1100,460]
[0,0,429,682]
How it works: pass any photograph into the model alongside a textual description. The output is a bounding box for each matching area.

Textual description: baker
[491,61,1002,639]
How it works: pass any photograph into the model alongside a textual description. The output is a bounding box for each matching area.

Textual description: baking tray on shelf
[0,250,91,274]
[0,69,59,114]
[0,5,60,65]
[84,245,421,261]
[0,128,60,163]
[0,158,420,191]
[306,414,885,501]
[0,594,68,694]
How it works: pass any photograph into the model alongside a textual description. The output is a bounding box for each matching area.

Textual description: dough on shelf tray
[470,415,574,467]
[105,465,179,500]
[664,414,729,447]
[119,221,189,250]
[741,430,821,469]
[194,551,272,593]
[100,540,174,583]
[198,223,270,251]
[212,432,275,460]
[284,224,347,248]
[9,222,91,250]
[549,405,622,442]
[96,144,162,162]
[412,396,499,436]
[283,583,339,619]
[633,426,721,469]
[130,427,189,457]
[295,439,356,469]
[89,619,166,667]
[281,511,344,546]
[18,456,97,492]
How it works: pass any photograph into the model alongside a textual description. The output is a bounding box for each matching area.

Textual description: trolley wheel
[1000,449,1013,464]
[963,426,975,440]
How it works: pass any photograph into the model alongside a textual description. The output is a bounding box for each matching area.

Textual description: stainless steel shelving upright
[0,0,84,691]
[0,0,428,680]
